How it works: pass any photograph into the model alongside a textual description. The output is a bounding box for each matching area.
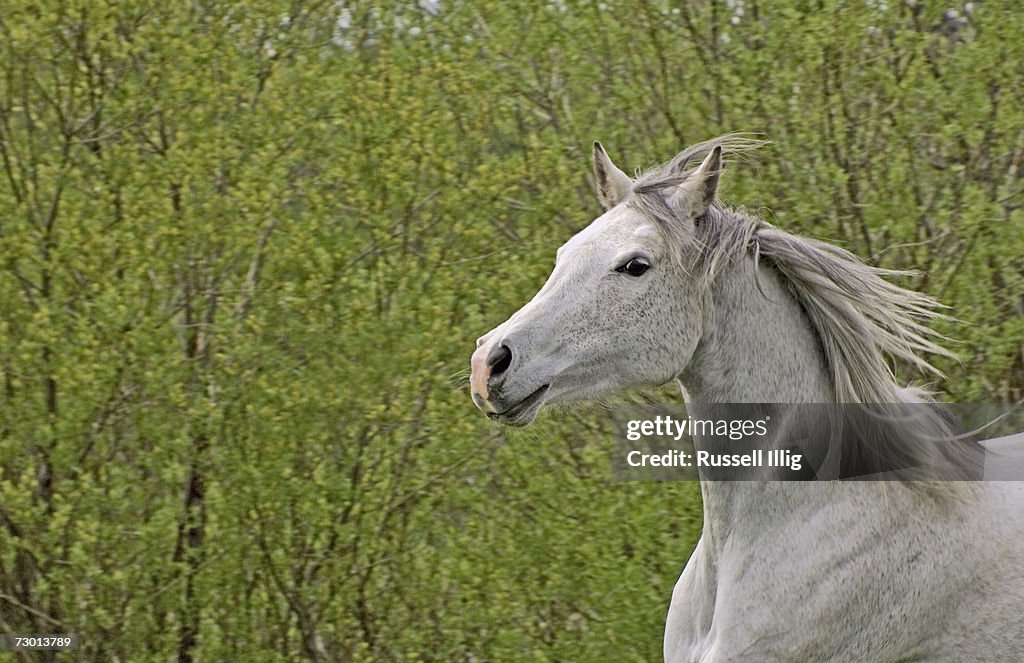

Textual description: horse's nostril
[488,344,513,377]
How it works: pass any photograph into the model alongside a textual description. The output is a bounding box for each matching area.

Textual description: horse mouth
[488,384,550,427]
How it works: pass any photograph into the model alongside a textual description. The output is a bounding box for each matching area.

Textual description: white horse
[469,136,1024,662]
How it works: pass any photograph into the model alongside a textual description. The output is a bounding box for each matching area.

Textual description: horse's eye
[616,257,651,277]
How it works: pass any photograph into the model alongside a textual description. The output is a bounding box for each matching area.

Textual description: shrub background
[1,1,1021,661]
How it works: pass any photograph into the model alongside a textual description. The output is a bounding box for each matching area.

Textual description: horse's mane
[630,136,984,491]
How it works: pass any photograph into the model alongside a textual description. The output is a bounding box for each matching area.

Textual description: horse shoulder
[664,484,1021,662]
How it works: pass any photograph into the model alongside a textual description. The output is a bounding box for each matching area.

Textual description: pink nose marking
[470,342,493,404]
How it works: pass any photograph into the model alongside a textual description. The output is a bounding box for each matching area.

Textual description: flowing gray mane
[630,136,984,486]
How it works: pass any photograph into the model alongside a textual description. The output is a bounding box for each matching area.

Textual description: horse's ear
[592,141,632,210]
[673,145,722,218]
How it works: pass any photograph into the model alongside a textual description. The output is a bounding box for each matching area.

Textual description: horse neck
[678,254,832,403]
[677,255,840,552]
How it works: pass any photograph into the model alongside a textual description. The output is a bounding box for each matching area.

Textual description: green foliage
[0,0,1021,660]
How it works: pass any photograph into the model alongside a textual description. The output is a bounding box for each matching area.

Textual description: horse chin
[487,384,550,427]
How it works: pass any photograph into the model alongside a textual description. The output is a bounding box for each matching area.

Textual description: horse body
[469,136,1024,661]
[667,481,1024,662]
[666,255,1024,661]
